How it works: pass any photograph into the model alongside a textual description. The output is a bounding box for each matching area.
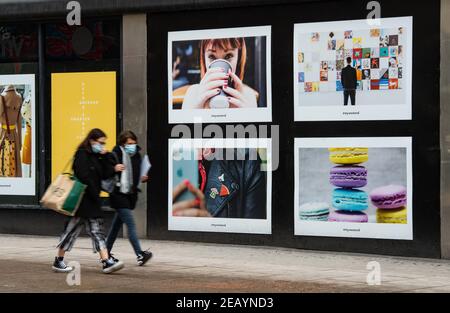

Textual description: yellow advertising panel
[51,72,116,181]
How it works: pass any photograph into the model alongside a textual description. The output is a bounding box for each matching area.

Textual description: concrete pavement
[1,234,450,293]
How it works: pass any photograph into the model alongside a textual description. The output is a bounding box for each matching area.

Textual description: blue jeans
[106,208,142,256]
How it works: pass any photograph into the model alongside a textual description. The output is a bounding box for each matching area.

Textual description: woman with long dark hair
[52,128,125,274]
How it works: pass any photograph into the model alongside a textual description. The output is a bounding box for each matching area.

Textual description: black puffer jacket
[109,145,143,210]
[72,148,116,218]
[203,149,266,219]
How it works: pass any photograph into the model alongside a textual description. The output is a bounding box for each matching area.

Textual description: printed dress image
[0,74,36,196]
[21,96,32,176]
[0,84,32,178]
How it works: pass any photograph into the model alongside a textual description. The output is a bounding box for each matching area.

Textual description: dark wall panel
[147,0,441,258]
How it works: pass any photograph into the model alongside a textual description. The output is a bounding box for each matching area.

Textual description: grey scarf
[119,146,133,194]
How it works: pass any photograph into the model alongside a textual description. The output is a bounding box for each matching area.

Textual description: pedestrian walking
[52,128,125,274]
[106,130,153,266]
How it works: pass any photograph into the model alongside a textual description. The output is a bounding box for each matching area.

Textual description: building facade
[0,0,449,259]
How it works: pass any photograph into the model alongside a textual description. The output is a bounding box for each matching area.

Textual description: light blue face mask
[91,143,103,154]
[124,144,137,155]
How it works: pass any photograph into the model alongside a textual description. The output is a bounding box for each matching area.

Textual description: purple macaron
[370,185,407,209]
[330,166,368,188]
[328,210,369,223]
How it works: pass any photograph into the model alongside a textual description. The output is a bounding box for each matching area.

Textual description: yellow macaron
[328,148,369,164]
[376,207,407,224]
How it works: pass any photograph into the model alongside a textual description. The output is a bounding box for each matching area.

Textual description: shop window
[45,19,120,62]
[0,24,38,66]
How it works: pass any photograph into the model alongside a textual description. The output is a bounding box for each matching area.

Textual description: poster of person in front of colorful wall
[294,17,412,121]
[0,74,36,196]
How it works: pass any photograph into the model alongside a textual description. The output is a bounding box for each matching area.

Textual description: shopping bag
[40,173,87,216]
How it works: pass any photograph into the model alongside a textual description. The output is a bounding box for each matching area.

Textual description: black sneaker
[52,257,74,273]
[137,250,153,266]
[109,253,119,263]
[102,257,124,274]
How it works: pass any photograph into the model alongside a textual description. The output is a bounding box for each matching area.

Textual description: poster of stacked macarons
[293,17,412,121]
[294,137,412,240]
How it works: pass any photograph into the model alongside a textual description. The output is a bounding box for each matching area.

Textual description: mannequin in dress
[21,95,32,177]
[0,85,23,177]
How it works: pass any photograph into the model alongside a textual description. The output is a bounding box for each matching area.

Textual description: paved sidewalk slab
[1,235,450,293]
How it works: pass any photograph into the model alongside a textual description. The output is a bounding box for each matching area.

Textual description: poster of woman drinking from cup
[168,26,272,124]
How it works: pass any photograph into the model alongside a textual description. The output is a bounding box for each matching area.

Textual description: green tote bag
[40,159,87,216]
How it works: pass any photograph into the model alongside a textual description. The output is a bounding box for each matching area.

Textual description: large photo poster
[168,26,272,124]
[294,137,413,240]
[51,72,116,181]
[0,74,36,196]
[294,17,412,121]
[169,138,272,234]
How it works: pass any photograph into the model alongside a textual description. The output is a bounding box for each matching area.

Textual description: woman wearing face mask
[182,38,258,109]
[52,128,124,274]
[105,130,153,266]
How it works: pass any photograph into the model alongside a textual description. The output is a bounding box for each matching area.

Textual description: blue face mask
[124,144,137,155]
[91,143,103,154]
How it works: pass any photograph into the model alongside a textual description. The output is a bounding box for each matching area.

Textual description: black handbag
[101,152,119,193]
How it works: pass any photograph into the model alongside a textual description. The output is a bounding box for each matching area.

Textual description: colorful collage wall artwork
[297,27,406,93]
